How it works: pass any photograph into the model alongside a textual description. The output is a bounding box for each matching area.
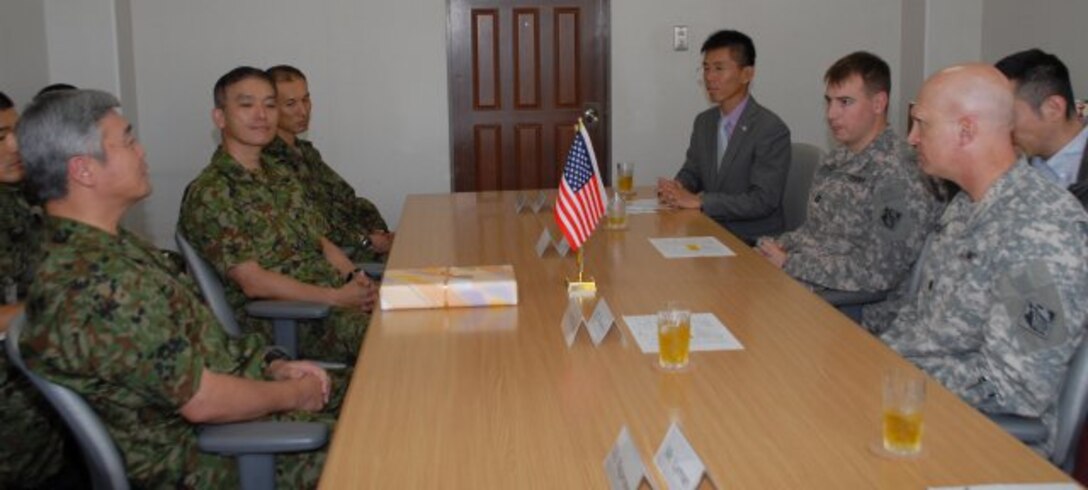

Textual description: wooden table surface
[320,189,1072,489]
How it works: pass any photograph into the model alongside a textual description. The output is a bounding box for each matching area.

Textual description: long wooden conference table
[320,190,1074,488]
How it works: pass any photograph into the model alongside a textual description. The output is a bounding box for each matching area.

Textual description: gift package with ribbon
[379,265,518,310]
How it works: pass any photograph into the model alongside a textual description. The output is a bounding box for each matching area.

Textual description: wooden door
[448,0,610,192]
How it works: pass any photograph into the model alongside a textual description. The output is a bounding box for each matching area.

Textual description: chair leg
[237,453,276,490]
[271,319,299,359]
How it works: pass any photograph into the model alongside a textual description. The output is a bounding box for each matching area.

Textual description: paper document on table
[626,198,663,214]
[622,313,743,353]
[649,237,734,258]
[930,484,1079,490]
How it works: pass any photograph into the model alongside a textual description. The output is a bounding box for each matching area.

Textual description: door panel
[449,0,609,192]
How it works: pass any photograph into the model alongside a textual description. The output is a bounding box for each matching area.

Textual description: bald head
[908,63,1019,200]
[922,64,1015,133]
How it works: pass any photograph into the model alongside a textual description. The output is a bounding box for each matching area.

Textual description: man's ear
[68,155,96,187]
[872,91,889,116]
[958,116,977,146]
[1041,94,1069,122]
[212,107,226,130]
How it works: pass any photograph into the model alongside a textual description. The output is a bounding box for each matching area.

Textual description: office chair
[820,289,889,323]
[781,142,822,232]
[175,231,331,360]
[5,314,328,490]
[989,328,1088,473]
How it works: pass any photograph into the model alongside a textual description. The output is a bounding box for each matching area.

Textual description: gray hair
[17,89,120,201]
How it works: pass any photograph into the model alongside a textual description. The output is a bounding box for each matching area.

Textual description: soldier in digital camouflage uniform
[264,64,393,264]
[180,67,374,365]
[0,91,70,489]
[865,65,1088,455]
[18,88,343,488]
[757,52,941,296]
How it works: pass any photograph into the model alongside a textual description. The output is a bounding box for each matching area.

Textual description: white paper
[604,426,649,490]
[555,236,571,257]
[626,198,664,215]
[929,485,1079,490]
[649,237,735,258]
[654,423,705,490]
[622,313,743,354]
[536,228,554,257]
[586,298,616,346]
[514,194,527,213]
[561,298,584,347]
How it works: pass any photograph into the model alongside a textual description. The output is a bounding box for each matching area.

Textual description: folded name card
[381,265,518,310]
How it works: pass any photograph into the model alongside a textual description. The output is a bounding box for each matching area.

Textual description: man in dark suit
[657,29,792,242]
[996,49,1088,209]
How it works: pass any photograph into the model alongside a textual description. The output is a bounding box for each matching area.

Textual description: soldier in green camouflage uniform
[0,91,68,489]
[19,88,343,488]
[180,68,372,365]
[757,52,941,295]
[180,148,369,363]
[865,65,1088,455]
[264,65,393,264]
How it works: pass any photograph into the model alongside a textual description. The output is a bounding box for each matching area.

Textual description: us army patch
[1021,302,1056,338]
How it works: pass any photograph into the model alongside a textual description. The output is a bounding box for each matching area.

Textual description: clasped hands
[655,178,702,209]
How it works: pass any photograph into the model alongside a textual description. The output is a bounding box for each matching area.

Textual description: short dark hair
[34,83,78,100]
[266,65,307,84]
[995,48,1076,120]
[701,30,755,67]
[213,66,274,108]
[0,91,12,111]
[824,51,891,98]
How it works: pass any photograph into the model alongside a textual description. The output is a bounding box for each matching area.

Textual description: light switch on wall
[673,25,689,51]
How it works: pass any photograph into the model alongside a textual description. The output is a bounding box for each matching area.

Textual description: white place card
[586,297,616,346]
[555,236,571,257]
[534,191,550,211]
[622,313,743,354]
[561,298,585,347]
[605,426,651,490]
[536,228,555,257]
[649,237,735,259]
[654,423,706,490]
[514,194,527,213]
[626,198,664,215]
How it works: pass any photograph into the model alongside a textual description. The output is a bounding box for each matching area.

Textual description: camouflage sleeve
[922,250,1088,418]
[178,181,261,279]
[783,166,936,292]
[354,196,388,232]
[35,269,207,408]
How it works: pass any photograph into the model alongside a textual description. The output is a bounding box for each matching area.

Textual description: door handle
[582,107,600,127]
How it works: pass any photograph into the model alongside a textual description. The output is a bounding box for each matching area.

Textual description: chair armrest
[819,289,889,307]
[360,262,385,281]
[987,414,1048,444]
[245,301,330,320]
[198,421,328,455]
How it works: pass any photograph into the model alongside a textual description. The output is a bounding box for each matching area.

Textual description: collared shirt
[1030,124,1088,187]
[719,96,749,144]
[872,161,1088,454]
[776,127,941,292]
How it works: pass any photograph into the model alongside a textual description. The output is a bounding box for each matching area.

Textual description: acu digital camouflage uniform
[865,162,1088,454]
[22,216,344,488]
[264,136,388,263]
[1,182,67,488]
[179,147,369,364]
[776,127,941,293]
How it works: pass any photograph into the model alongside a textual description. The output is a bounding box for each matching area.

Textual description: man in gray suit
[657,29,792,242]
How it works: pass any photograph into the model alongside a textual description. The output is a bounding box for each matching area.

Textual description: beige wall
[0,1,49,106]
[981,0,1088,98]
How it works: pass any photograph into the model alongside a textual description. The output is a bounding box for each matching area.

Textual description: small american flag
[555,121,605,251]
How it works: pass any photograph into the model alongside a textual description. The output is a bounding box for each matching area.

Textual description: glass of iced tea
[616,162,635,198]
[882,368,925,456]
[606,191,627,230]
[657,302,692,370]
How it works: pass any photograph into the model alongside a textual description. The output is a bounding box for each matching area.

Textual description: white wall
[981,0,1088,98]
[613,0,904,186]
[922,0,983,77]
[42,0,122,97]
[0,1,49,106]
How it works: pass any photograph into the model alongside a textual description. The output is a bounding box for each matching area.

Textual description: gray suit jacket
[675,97,792,241]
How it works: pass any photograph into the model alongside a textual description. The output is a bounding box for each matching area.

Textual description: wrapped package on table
[380,265,518,310]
